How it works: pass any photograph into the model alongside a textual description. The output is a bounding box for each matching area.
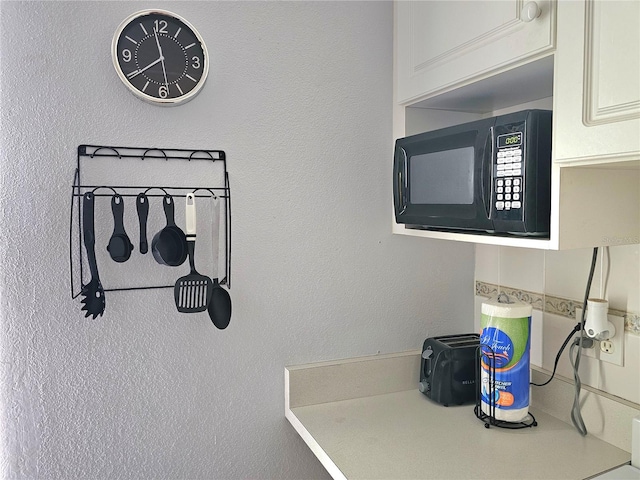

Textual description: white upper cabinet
[553,0,640,166]
[392,0,640,249]
[395,0,556,105]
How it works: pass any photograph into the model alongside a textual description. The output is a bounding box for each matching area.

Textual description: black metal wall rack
[70,144,231,302]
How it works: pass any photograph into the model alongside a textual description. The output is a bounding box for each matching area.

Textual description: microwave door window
[409,147,475,205]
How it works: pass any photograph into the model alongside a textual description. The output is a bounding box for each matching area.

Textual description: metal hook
[90,186,119,195]
[141,148,168,161]
[189,150,216,162]
[90,147,121,159]
[143,186,170,196]
[191,187,217,199]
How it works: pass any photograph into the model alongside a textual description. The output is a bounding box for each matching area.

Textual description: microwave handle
[394,147,408,215]
[481,129,494,218]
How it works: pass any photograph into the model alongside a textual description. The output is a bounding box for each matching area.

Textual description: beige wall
[474,244,640,405]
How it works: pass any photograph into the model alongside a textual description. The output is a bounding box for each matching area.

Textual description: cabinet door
[553,0,640,165]
[395,0,556,105]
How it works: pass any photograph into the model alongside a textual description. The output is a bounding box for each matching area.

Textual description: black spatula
[174,193,212,313]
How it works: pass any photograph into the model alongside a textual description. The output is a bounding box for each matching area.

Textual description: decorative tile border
[624,312,640,335]
[545,294,581,319]
[475,280,640,335]
[500,286,544,311]
[475,281,544,312]
[475,281,498,298]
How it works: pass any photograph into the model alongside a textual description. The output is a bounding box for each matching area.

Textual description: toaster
[419,333,480,406]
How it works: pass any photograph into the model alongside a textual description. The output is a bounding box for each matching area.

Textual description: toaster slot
[438,334,480,348]
[445,339,480,348]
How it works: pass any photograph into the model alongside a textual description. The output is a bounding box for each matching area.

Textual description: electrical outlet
[576,307,624,366]
[600,340,614,354]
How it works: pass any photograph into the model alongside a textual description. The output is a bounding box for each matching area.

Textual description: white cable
[602,246,610,300]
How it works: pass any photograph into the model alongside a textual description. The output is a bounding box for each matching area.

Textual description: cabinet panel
[396,0,556,105]
[584,0,640,126]
[554,0,640,165]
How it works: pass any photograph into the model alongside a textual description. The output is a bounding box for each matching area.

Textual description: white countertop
[592,464,640,479]
[285,351,633,480]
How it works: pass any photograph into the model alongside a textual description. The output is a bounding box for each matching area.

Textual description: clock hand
[154,30,170,90]
[154,29,164,56]
[160,57,169,88]
[127,56,164,79]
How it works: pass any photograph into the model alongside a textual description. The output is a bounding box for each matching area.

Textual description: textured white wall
[0,2,475,478]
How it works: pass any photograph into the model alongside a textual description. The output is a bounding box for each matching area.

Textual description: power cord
[570,337,588,435]
[570,247,599,436]
[531,247,599,437]
[530,324,580,387]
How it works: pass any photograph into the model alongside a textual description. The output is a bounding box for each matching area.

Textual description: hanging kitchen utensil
[207,197,231,329]
[209,281,232,328]
[106,194,134,263]
[136,192,149,254]
[174,193,212,313]
[80,192,106,318]
[152,194,188,267]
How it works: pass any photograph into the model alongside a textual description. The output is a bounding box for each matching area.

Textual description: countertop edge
[285,407,347,480]
[285,367,348,479]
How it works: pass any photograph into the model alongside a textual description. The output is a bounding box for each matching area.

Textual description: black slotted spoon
[174,193,212,313]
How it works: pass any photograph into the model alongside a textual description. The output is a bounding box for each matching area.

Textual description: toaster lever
[422,346,434,377]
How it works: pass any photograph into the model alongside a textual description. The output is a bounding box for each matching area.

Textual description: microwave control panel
[492,127,524,221]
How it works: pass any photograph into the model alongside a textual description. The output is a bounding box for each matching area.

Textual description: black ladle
[151,194,187,267]
[107,194,134,263]
[209,280,231,329]
[136,193,149,254]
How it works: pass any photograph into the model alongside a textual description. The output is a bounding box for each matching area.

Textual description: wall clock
[112,10,209,106]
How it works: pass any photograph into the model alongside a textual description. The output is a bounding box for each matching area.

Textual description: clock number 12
[154,20,168,33]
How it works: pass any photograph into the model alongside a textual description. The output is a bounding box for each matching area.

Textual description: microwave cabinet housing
[393,0,640,250]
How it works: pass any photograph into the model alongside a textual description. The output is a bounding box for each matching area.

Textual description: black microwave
[393,109,552,236]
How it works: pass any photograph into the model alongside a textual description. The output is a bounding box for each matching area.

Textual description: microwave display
[409,147,474,205]
[497,132,522,148]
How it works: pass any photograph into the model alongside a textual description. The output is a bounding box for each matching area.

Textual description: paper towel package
[480,295,533,423]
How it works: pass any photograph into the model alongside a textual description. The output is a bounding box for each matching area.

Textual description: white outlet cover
[576,307,624,367]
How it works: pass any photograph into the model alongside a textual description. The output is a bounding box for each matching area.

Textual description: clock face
[112,10,209,105]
